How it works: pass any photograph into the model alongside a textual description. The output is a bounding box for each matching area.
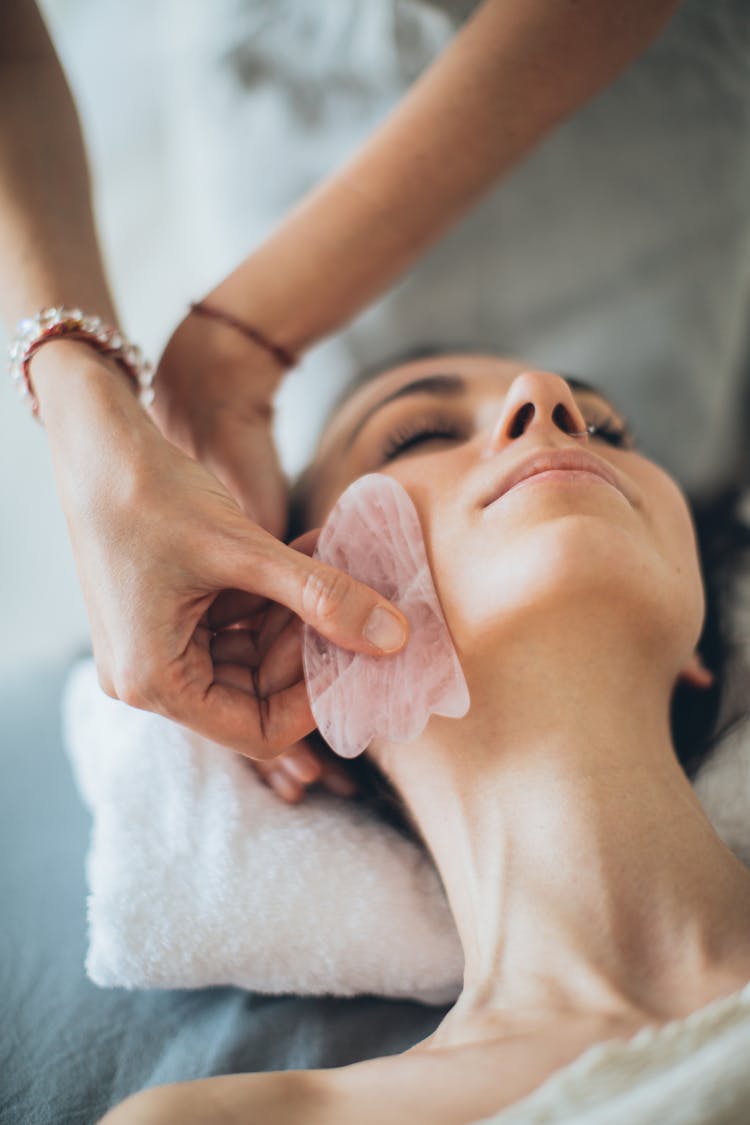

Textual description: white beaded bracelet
[7,306,155,423]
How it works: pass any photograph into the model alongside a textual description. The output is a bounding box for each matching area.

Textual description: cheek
[641,468,706,625]
[416,462,705,657]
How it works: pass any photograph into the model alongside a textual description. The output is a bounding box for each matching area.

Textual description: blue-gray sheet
[0,658,443,1124]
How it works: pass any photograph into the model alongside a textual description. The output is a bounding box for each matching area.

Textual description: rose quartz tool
[302,473,470,758]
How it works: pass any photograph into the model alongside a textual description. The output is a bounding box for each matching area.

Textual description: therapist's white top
[473,979,750,1124]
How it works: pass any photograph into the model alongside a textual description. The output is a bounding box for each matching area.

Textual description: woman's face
[305,352,705,671]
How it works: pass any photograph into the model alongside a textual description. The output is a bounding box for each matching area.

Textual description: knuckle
[115,660,158,711]
[250,757,274,774]
[117,676,150,710]
[95,667,118,700]
[301,565,354,624]
[118,681,147,710]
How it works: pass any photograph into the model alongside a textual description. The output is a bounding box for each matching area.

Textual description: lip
[480,448,625,508]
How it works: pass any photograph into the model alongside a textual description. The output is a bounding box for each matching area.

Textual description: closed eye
[585,413,636,450]
[380,413,635,462]
[380,418,464,462]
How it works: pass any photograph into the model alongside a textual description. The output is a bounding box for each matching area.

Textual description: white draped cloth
[473,981,750,1123]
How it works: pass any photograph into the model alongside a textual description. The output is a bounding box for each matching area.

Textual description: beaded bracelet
[8,306,155,424]
[188,300,297,370]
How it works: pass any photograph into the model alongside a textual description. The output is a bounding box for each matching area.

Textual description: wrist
[187,294,290,398]
[204,265,314,369]
[29,339,157,478]
[37,342,169,522]
[168,306,284,407]
[29,337,147,416]
[10,308,153,422]
[188,300,296,372]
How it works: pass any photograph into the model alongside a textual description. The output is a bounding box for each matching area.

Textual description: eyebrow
[343,371,612,451]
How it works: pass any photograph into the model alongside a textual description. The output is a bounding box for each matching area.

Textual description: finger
[286,529,321,558]
[279,743,322,785]
[248,737,353,798]
[256,599,295,653]
[317,754,359,795]
[208,658,312,754]
[248,760,305,803]
[220,524,409,658]
[267,769,304,803]
[208,588,265,632]
[257,616,304,698]
[245,755,310,803]
[253,741,321,786]
[213,616,303,706]
[276,734,357,795]
[254,769,301,805]
[194,621,213,654]
[212,662,255,694]
[211,629,260,667]
[247,757,283,792]
[172,669,316,759]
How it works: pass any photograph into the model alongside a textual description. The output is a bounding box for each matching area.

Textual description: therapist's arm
[0,0,410,763]
[154,0,681,535]
[210,0,682,352]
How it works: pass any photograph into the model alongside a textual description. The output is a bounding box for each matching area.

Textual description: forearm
[0,1,137,429]
[213,0,681,359]
[33,341,156,478]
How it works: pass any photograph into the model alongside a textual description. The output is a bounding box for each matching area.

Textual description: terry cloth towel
[472,980,750,1124]
[61,658,463,1004]
[62,644,750,1004]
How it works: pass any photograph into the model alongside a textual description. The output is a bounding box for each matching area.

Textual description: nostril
[506,401,585,440]
[509,402,534,438]
[555,403,590,436]
[552,403,579,433]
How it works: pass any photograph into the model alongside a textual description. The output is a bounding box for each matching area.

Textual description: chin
[439,517,696,651]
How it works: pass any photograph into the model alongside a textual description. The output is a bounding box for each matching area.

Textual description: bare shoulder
[97,1018,619,1125]
[98,1069,326,1125]
[97,1052,505,1125]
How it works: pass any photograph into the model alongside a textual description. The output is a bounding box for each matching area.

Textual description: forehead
[317,351,600,459]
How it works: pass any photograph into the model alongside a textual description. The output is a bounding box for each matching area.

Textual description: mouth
[481,450,625,508]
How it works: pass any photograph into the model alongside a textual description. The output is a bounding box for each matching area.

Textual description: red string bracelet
[188,300,297,370]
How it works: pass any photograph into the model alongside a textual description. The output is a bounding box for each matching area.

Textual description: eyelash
[380,412,634,462]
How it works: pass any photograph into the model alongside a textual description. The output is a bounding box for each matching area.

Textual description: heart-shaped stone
[303,473,470,758]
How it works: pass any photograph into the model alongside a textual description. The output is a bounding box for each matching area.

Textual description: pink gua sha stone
[302,473,470,759]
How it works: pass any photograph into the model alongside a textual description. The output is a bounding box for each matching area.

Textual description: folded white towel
[61,655,750,1003]
[61,658,463,1003]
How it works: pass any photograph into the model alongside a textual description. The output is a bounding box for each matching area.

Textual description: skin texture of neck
[377,616,750,1050]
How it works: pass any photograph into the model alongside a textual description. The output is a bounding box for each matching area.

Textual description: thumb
[224,525,410,656]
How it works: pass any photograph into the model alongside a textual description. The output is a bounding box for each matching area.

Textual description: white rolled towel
[61,658,463,1003]
[61,653,750,1002]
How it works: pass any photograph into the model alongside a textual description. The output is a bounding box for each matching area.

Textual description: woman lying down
[102,351,750,1124]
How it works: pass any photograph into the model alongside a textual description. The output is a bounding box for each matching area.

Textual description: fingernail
[271,770,301,802]
[324,773,358,797]
[284,753,320,784]
[363,606,408,653]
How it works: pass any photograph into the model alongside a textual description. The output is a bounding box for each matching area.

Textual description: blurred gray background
[2,0,749,678]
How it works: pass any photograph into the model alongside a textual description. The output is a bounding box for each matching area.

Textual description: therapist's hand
[149,306,288,537]
[208,530,365,802]
[61,410,409,760]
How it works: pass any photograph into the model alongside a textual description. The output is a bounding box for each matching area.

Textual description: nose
[483,370,590,458]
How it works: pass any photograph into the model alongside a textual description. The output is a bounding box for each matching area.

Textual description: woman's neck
[382,633,750,1047]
